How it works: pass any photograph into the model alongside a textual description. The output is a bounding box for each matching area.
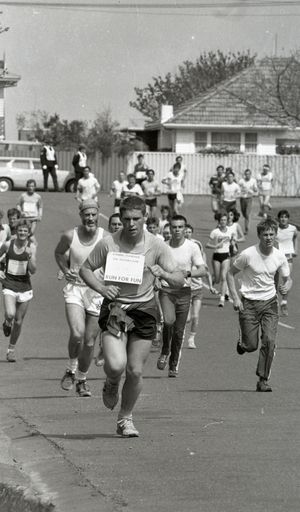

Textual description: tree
[87,109,121,159]
[16,110,88,149]
[225,54,300,129]
[130,50,256,120]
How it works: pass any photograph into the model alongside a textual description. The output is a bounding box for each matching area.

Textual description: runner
[7,208,21,237]
[121,174,144,198]
[110,171,128,213]
[76,166,101,204]
[146,217,164,240]
[159,205,171,234]
[142,169,161,216]
[257,164,273,217]
[206,211,232,307]
[238,169,258,234]
[16,179,43,235]
[221,170,240,212]
[54,200,105,397]
[79,196,184,437]
[157,215,206,376]
[162,163,184,216]
[276,209,298,316]
[227,218,291,392]
[0,219,37,362]
[162,223,171,242]
[184,223,217,348]
[209,165,225,217]
[133,154,149,186]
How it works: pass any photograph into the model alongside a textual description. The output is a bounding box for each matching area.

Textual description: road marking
[278,321,295,330]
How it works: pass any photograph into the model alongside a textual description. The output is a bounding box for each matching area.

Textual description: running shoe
[168,367,178,378]
[3,321,12,337]
[76,380,91,397]
[256,380,272,392]
[116,416,139,438]
[280,302,288,317]
[157,354,168,370]
[102,378,119,410]
[187,336,196,349]
[218,297,225,308]
[236,341,245,355]
[60,370,76,391]
[6,350,16,363]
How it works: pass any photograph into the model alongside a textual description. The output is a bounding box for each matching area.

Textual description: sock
[281,300,287,305]
[77,370,87,381]
[189,332,196,338]
[8,344,15,352]
[118,412,132,422]
[67,358,78,373]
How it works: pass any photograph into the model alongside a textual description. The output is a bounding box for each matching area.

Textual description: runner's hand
[64,269,78,283]
[233,297,243,312]
[148,265,165,279]
[102,285,120,300]
[279,278,292,295]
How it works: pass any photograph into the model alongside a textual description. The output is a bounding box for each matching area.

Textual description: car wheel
[65,179,76,193]
[0,178,12,192]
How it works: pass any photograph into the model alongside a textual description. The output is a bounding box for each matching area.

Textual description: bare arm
[79,260,120,300]
[26,244,37,274]
[293,230,298,256]
[227,264,243,311]
[148,265,184,288]
[54,231,77,282]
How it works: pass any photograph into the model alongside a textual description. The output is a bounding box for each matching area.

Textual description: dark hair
[263,164,270,169]
[185,223,194,232]
[146,169,155,176]
[108,213,121,226]
[127,173,136,181]
[226,169,235,177]
[244,168,251,174]
[26,179,36,187]
[83,166,91,172]
[160,205,170,213]
[277,209,290,219]
[175,155,183,162]
[137,153,144,159]
[120,196,146,216]
[17,219,31,230]
[216,165,224,172]
[173,163,181,170]
[170,214,187,225]
[7,208,20,219]
[146,216,159,227]
[215,210,228,222]
[163,223,170,230]
[257,218,278,236]
[228,207,240,222]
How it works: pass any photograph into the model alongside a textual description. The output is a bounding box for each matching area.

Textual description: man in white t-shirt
[110,171,128,213]
[76,166,100,203]
[276,209,298,316]
[157,215,206,377]
[227,218,290,392]
[257,164,273,217]
[238,168,258,235]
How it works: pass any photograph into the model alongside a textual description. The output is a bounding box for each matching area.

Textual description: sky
[0,0,300,138]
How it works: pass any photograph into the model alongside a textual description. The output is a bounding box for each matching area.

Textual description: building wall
[0,88,5,139]
[157,128,173,151]
[167,127,293,155]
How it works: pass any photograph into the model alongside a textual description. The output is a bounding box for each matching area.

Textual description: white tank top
[70,227,104,285]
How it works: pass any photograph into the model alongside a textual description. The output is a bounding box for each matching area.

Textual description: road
[0,192,300,512]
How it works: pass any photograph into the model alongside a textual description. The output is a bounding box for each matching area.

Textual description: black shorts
[145,198,157,208]
[213,252,230,263]
[99,298,158,340]
[168,193,177,201]
[114,198,121,207]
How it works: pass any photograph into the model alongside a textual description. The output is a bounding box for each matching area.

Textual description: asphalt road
[0,192,300,512]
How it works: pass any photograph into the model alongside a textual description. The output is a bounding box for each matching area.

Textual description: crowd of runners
[0,155,297,438]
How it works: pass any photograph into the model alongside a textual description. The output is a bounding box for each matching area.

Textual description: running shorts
[2,288,33,303]
[213,252,230,263]
[63,283,103,316]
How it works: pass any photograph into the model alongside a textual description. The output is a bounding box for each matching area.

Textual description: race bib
[7,259,27,276]
[104,252,145,285]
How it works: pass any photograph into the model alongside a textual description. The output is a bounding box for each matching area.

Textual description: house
[0,58,20,139]
[145,58,300,156]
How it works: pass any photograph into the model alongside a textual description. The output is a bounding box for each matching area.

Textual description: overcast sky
[1,0,300,138]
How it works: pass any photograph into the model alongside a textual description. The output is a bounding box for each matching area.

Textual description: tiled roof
[163,58,295,128]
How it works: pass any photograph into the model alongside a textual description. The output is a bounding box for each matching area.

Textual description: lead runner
[80,196,184,438]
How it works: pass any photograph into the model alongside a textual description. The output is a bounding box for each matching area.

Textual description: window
[12,160,30,169]
[211,132,240,149]
[195,131,207,151]
[33,160,41,169]
[245,133,257,153]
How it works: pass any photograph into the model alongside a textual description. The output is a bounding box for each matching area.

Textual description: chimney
[160,105,173,123]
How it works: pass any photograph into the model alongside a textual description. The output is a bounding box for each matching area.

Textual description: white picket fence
[127,152,300,197]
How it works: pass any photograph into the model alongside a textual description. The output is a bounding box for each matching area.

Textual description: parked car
[0,157,76,192]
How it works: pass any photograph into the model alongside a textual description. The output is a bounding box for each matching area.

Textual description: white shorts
[3,288,33,303]
[63,283,103,316]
